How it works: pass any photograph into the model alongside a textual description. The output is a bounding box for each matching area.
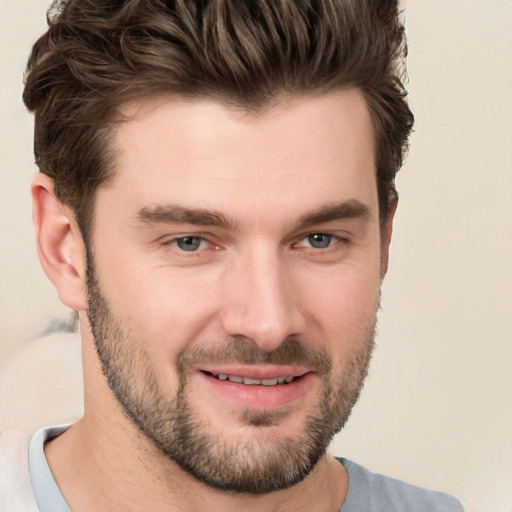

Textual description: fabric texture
[338,458,465,511]
[0,425,465,511]
[0,430,38,512]
[28,426,71,512]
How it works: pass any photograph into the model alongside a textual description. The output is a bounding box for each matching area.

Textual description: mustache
[176,336,332,376]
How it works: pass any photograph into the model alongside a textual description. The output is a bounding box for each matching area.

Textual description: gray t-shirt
[25,426,464,511]
[28,426,71,512]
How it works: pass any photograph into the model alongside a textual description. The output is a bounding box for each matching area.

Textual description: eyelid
[161,234,218,251]
[293,231,351,247]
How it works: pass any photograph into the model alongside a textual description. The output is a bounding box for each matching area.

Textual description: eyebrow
[134,199,371,231]
[135,204,236,230]
[295,200,371,230]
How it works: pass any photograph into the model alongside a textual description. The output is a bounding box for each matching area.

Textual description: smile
[205,372,297,386]
[197,368,314,409]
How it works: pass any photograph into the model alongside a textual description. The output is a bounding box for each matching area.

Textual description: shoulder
[338,458,465,512]
[0,429,38,511]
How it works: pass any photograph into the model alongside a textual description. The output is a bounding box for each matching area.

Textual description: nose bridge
[220,243,305,351]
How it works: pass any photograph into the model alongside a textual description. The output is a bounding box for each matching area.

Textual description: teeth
[214,373,295,386]
[243,377,261,385]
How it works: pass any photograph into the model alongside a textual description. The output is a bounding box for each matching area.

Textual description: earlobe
[31,174,87,311]
[380,194,398,279]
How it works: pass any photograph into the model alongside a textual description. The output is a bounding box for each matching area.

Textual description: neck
[44,415,347,512]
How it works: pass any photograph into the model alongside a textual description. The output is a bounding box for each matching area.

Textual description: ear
[31,174,87,311]
[380,194,398,279]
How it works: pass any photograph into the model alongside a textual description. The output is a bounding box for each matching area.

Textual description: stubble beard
[85,256,377,495]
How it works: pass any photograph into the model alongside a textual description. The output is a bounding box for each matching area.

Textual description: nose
[220,247,307,352]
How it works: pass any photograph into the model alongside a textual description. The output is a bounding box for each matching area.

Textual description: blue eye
[175,236,205,251]
[306,233,332,249]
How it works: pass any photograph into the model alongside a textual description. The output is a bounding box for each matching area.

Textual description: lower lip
[197,371,315,410]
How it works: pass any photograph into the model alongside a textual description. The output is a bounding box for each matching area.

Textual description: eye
[301,233,335,249]
[173,236,210,252]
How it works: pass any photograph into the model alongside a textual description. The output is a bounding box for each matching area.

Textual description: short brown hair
[23,0,414,235]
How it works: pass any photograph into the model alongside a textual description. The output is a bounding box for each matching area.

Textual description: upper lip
[197,365,311,380]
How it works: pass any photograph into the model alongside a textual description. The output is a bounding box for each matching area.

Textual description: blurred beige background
[1,1,511,511]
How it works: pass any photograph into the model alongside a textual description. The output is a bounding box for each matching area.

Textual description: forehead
[101,90,377,226]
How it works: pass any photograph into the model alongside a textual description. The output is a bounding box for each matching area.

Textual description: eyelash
[163,235,216,253]
[294,233,346,250]
[163,232,349,255]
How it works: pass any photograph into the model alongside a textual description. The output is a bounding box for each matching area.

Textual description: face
[85,90,388,494]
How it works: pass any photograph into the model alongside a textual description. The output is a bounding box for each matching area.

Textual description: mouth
[196,366,313,410]
[202,371,299,386]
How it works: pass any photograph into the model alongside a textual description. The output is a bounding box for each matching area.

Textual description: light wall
[1,1,511,511]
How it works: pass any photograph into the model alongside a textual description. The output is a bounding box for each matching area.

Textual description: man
[0,0,464,510]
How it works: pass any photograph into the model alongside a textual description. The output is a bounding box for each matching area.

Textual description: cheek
[103,262,224,354]
[328,267,380,312]
[297,261,381,347]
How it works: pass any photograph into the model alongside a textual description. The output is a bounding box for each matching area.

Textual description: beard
[85,256,376,495]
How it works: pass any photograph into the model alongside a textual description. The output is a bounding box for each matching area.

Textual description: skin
[32,89,396,511]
